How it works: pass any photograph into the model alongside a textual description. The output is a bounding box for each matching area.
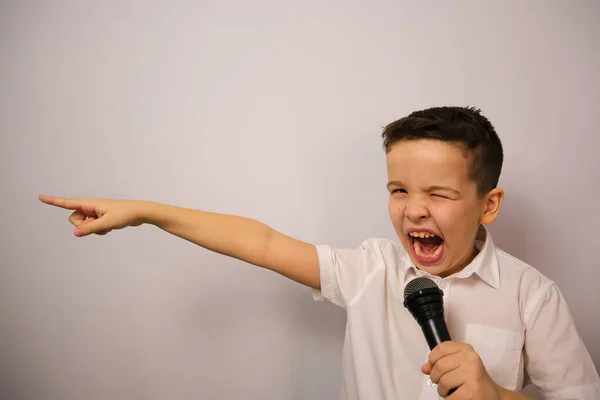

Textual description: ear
[480,187,504,224]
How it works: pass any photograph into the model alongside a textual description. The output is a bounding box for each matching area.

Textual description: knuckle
[433,358,445,372]
[437,386,444,397]
[438,374,448,388]
[437,379,451,398]
[439,341,452,351]
[428,351,435,363]
[466,350,481,363]
[430,342,449,361]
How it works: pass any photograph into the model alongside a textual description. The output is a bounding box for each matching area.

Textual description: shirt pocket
[464,324,524,391]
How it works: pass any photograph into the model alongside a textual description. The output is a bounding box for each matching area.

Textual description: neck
[438,243,480,278]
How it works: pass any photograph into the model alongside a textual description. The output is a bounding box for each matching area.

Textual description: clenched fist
[422,341,501,399]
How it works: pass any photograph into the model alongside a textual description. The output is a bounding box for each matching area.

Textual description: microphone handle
[421,317,451,350]
[421,317,457,395]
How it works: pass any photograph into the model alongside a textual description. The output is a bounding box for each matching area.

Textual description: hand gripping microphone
[403,277,456,395]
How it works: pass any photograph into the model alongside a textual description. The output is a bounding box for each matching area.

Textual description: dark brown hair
[382,106,503,197]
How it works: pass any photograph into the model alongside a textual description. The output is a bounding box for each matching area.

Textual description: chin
[409,252,455,276]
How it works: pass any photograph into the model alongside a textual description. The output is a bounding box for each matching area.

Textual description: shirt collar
[398,223,500,289]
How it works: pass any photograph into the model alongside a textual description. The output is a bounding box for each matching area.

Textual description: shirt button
[439,281,446,289]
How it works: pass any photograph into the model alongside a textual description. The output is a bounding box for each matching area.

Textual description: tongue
[415,237,442,254]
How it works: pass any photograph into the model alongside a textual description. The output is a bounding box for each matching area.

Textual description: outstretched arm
[39,195,321,289]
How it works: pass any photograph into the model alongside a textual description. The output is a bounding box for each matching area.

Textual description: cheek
[431,205,463,240]
[429,202,454,222]
[388,199,404,220]
[388,200,405,232]
[433,204,478,245]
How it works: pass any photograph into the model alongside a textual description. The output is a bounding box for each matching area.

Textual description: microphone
[403,277,456,395]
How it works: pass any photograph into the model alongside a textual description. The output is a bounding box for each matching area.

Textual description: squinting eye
[392,189,407,194]
[432,194,448,199]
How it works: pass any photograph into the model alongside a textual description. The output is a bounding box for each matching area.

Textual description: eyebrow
[386,181,461,195]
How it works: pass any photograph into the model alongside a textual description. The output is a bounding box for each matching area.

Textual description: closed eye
[391,188,407,194]
[431,194,448,198]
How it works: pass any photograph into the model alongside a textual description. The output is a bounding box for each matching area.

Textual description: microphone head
[403,277,440,300]
[403,277,445,324]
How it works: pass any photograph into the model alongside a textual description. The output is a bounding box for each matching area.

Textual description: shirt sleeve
[522,282,600,399]
[311,238,393,308]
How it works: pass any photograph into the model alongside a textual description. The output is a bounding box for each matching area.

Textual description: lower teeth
[414,240,442,259]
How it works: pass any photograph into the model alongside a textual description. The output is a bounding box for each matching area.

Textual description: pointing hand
[38,194,148,237]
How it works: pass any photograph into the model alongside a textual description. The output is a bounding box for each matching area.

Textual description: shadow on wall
[485,189,545,400]
[184,258,348,398]
[486,188,544,272]
[285,288,347,398]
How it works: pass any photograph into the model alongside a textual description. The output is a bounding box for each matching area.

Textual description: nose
[405,196,430,221]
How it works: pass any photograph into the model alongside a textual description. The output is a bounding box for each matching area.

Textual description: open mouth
[408,231,444,264]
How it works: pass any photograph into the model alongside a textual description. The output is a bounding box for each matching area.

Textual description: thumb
[421,361,432,374]
[74,216,111,237]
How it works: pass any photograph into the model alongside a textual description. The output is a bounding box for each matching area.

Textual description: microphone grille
[403,277,439,300]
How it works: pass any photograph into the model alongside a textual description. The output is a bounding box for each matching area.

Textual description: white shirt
[312,224,600,400]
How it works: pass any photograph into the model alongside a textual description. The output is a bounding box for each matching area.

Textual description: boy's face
[386,139,503,278]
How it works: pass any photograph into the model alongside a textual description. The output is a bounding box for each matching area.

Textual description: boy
[39,106,600,399]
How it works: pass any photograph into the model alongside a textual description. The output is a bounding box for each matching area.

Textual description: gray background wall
[1,1,598,399]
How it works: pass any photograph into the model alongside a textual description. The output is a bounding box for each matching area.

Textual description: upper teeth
[410,232,436,238]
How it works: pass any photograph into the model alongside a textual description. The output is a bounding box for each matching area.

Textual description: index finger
[428,341,462,365]
[38,194,88,210]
